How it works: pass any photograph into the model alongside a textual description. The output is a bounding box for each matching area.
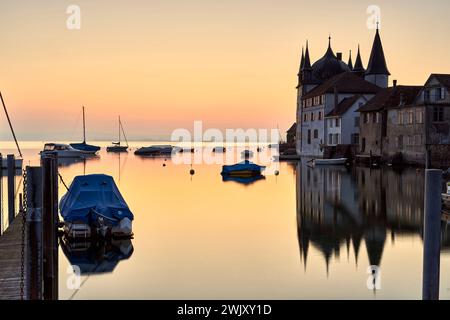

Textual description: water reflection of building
[296,162,431,274]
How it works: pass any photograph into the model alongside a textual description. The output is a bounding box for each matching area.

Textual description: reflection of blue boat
[222,175,265,185]
[221,160,265,177]
[70,106,101,154]
[61,238,133,275]
[59,174,134,238]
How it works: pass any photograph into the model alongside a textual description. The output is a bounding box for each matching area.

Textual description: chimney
[393,80,397,87]
[336,52,342,61]
[334,86,339,108]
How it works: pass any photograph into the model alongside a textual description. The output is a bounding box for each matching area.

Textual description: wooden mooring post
[26,166,43,300]
[41,154,59,300]
[7,154,15,224]
[422,169,443,300]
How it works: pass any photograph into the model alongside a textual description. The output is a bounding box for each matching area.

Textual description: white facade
[325,96,369,147]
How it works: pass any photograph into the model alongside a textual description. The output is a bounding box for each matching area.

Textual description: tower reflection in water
[296,161,450,275]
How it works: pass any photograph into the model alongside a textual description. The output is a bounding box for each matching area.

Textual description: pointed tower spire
[299,46,305,72]
[352,45,365,78]
[366,27,390,75]
[348,50,353,70]
[302,40,312,70]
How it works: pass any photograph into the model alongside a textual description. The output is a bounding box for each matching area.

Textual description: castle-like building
[296,28,390,156]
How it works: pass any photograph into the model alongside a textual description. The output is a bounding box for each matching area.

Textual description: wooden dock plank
[0,217,26,300]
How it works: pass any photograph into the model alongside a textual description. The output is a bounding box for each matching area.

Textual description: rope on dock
[58,173,70,191]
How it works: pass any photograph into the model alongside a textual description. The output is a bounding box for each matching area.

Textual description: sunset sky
[1,0,449,141]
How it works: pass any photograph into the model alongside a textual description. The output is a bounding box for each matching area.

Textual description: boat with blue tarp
[59,174,134,239]
[221,160,265,177]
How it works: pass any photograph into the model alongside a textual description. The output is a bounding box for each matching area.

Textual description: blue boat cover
[59,174,134,224]
[70,142,101,152]
[221,160,265,175]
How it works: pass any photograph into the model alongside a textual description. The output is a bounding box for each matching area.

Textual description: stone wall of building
[430,144,450,168]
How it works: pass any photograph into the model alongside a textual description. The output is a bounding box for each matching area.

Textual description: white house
[325,95,369,146]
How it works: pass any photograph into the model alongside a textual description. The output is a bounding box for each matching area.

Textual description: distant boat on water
[107,116,129,153]
[312,158,348,166]
[70,106,100,154]
[221,160,265,178]
[134,145,173,156]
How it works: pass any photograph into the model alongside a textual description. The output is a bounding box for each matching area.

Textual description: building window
[329,119,334,128]
[407,110,414,124]
[416,109,424,124]
[354,116,360,127]
[424,90,430,102]
[363,113,369,124]
[433,107,444,122]
[318,111,322,120]
[306,99,312,107]
[313,129,319,139]
[303,113,307,122]
[335,118,340,127]
[351,133,360,145]
[376,113,381,123]
[307,130,311,144]
[314,96,321,105]
[361,138,366,152]
[311,112,315,121]
[372,112,377,123]
[328,134,333,145]
[333,134,340,145]
[398,111,404,125]
[397,135,404,149]
[436,88,446,100]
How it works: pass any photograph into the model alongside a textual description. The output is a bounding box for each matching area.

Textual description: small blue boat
[221,160,265,177]
[60,174,134,238]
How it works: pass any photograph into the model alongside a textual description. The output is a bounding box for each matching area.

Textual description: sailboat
[70,106,101,154]
[107,116,129,153]
[1,91,24,169]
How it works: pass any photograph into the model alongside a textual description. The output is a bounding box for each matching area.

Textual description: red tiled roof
[302,72,380,100]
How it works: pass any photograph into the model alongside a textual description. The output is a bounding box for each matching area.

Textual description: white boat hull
[313,158,348,166]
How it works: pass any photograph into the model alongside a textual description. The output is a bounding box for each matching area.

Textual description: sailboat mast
[120,118,129,147]
[0,91,23,158]
[118,116,121,146]
[82,106,86,143]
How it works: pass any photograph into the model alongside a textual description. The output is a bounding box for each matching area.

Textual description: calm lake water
[1,141,450,300]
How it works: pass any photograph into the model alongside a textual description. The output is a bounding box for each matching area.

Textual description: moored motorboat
[312,158,348,166]
[134,145,173,156]
[59,174,134,239]
[221,160,265,177]
[40,143,94,158]
[213,146,226,153]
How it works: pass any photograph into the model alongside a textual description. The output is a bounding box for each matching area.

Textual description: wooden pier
[0,217,26,300]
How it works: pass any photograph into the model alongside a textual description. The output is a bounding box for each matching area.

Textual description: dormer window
[424,90,430,102]
[437,87,446,100]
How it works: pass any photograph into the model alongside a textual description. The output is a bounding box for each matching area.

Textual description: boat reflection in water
[295,161,450,277]
[222,175,265,186]
[60,237,134,275]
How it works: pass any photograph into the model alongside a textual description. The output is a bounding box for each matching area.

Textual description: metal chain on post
[20,169,28,300]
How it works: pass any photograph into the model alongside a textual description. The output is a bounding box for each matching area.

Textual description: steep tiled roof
[325,95,362,117]
[302,72,380,99]
[366,29,390,76]
[287,123,297,134]
[358,85,422,112]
